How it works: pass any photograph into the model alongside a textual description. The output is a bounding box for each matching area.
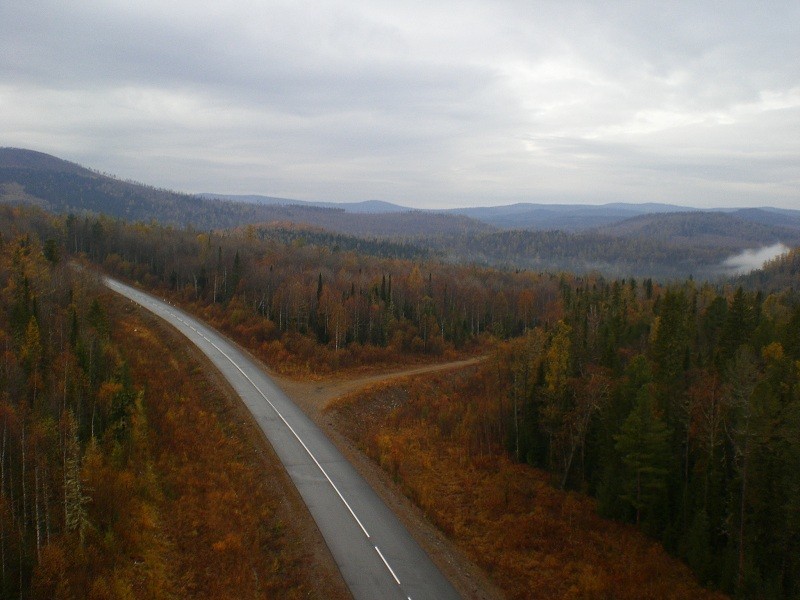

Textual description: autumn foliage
[331,369,727,600]
[331,273,800,598]
[66,213,562,375]
[0,209,325,598]
[110,303,319,599]
[5,205,800,598]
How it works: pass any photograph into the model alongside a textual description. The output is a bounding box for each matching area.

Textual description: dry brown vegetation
[329,368,728,600]
[106,297,348,600]
[0,218,345,597]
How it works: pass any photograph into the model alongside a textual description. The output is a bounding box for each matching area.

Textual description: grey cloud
[1,1,799,207]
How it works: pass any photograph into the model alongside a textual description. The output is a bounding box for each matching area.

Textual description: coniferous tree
[614,386,671,529]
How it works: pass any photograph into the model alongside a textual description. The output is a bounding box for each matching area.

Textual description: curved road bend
[105,277,461,600]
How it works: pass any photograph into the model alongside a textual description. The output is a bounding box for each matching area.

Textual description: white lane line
[200,333,372,538]
[374,545,401,586]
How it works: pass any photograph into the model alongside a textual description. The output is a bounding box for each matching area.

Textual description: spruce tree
[614,386,671,528]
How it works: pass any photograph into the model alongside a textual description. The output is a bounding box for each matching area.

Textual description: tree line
[63,213,565,373]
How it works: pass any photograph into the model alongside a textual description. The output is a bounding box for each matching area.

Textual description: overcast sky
[2,1,799,209]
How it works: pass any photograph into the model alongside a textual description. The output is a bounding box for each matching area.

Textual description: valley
[0,149,798,598]
[3,148,799,281]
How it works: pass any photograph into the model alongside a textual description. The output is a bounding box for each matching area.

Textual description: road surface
[104,277,461,600]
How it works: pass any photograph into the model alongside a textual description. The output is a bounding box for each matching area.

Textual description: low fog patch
[721,243,790,275]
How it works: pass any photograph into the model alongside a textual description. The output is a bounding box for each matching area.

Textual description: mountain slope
[592,211,800,249]
[730,207,800,232]
[0,148,490,235]
[0,147,227,226]
[447,202,691,231]
[244,205,494,237]
[0,147,91,175]
[201,193,408,214]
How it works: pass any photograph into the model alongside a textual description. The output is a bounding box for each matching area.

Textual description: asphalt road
[104,277,462,600]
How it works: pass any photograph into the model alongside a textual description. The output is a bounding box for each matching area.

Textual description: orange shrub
[331,369,728,600]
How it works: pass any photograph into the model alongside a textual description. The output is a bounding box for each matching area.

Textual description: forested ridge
[2,203,799,597]
[739,247,800,293]
[0,166,279,232]
[245,222,434,261]
[593,211,800,243]
[5,148,800,281]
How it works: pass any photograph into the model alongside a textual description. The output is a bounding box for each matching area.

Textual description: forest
[427,211,800,280]
[57,208,799,597]
[333,274,800,597]
[60,212,567,374]
[0,202,798,597]
[0,207,334,598]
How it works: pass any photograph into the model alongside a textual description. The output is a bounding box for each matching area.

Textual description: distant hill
[237,204,493,237]
[424,229,716,280]
[447,202,691,231]
[0,147,237,228]
[205,195,683,228]
[448,202,800,234]
[420,209,800,280]
[592,211,800,249]
[0,148,490,236]
[241,222,434,261]
[729,207,800,232]
[0,147,90,176]
[201,193,408,214]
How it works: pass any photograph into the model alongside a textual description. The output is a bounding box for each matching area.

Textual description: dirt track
[272,356,486,416]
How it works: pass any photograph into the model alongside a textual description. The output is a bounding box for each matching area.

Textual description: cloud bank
[1,1,799,208]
